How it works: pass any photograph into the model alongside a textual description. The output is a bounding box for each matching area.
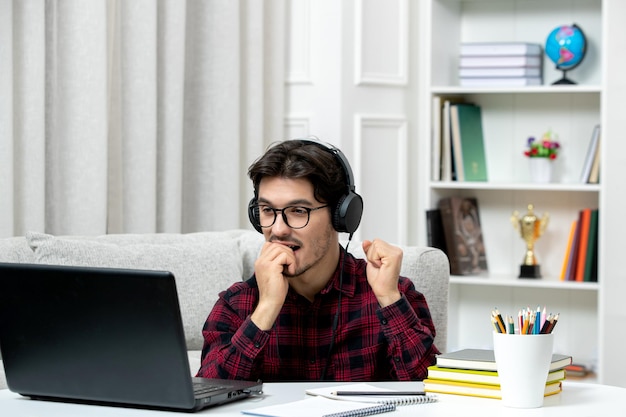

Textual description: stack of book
[430,98,488,182]
[459,42,543,87]
[424,349,571,399]
[560,207,599,282]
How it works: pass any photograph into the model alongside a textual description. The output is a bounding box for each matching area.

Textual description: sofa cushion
[26,232,243,351]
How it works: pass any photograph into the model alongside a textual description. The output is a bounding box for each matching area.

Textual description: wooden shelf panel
[430,182,601,192]
[431,86,602,95]
[450,275,599,291]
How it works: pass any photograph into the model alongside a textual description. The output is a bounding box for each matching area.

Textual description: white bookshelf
[417,0,625,384]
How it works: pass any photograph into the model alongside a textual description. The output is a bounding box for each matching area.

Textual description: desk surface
[1,381,623,416]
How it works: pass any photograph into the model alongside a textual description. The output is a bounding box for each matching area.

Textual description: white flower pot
[529,158,553,183]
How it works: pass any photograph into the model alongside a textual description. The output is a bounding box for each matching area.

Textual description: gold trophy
[511,204,549,278]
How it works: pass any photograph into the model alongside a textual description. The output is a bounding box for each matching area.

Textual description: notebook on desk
[0,262,262,412]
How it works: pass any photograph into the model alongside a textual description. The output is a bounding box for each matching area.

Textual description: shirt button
[381,319,388,325]
[254,342,261,348]
[309,358,316,364]
[394,357,401,362]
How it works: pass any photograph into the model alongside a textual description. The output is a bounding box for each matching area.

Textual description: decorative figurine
[511,204,549,278]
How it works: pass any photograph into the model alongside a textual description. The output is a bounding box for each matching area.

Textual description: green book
[583,209,599,282]
[450,103,488,181]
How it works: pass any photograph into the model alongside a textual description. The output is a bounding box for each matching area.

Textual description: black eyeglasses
[253,204,329,229]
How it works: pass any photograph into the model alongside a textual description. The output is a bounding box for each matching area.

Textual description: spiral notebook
[305,383,438,406]
[241,396,396,417]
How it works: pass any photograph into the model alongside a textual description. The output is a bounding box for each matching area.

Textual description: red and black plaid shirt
[196,250,439,381]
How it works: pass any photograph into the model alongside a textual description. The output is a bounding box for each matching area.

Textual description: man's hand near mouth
[250,242,296,330]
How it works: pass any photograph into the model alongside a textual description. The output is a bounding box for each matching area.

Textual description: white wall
[284,0,420,245]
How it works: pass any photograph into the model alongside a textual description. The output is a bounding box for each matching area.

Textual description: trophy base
[519,264,541,279]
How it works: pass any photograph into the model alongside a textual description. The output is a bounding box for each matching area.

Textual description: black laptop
[0,262,263,412]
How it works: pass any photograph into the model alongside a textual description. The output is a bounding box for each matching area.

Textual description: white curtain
[0,0,285,237]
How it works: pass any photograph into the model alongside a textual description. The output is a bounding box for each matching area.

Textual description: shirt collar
[320,245,356,298]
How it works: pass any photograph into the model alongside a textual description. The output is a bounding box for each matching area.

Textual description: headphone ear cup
[332,192,363,234]
[248,199,263,233]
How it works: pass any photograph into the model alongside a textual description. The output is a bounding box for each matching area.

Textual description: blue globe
[545,24,586,84]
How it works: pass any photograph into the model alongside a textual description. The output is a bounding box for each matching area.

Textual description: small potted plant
[524,130,560,182]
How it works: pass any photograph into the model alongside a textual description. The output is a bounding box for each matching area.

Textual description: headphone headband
[296,138,357,194]
[248,138,363,235]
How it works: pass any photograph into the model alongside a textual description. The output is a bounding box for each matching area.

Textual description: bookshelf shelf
[449,276,599,291]
[431,85,602,95]
[418,0,614,383]
[430,182,601,192]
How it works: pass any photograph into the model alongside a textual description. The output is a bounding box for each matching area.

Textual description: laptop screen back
[0,263,198,409]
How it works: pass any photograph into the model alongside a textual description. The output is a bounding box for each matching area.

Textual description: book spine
[580,125,601,183]
[426,208,447,254]
[456,104,487,182]
[459,55,542,68]
[560,220,577,281]
[459,77,542,87]
[588,132,602,184]
[566,216,582,281]
[460,43,542,56]
[450,104,465,181]
[441,100,453,182]
[438,198,461,275]
[431,95,442,181]
[583,209,599,282]
[459,67,541,78]
[575,208,592,282]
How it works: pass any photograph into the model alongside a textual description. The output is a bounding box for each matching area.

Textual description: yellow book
[560,220,577,280]
[426,365,566,386]
[423,378,562,399]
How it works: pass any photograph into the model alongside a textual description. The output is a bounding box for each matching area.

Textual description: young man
[197,139,439,381]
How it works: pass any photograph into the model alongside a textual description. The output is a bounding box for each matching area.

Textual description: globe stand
[552,69,576,85]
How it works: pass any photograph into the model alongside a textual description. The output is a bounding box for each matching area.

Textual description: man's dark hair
[248,140,347,210]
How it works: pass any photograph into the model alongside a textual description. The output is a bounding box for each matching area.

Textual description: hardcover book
[425,208,448,254]
[584,209,599,282]
[441,98,465,181]
[423,378,562,399]
[437,197,488,275]
[580,125,601,183]
[459,77,542,87]
[426,365,565,386]
[459,67,542,78]
[450,103,488,181]
[459,55,542,68]
[460,42,543,56]
[435,349,572,372]
[575,208,592,282]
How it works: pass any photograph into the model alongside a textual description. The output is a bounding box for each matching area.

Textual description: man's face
[256,176,337,278]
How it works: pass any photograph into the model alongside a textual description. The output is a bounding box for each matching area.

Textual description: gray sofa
[0,230,449,389]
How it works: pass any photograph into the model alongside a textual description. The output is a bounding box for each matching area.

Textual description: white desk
[0,381,623,416]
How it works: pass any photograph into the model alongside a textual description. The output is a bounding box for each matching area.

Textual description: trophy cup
[511,204,549,278]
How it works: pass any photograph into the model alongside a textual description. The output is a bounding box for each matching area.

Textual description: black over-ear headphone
[248,138,363,235]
